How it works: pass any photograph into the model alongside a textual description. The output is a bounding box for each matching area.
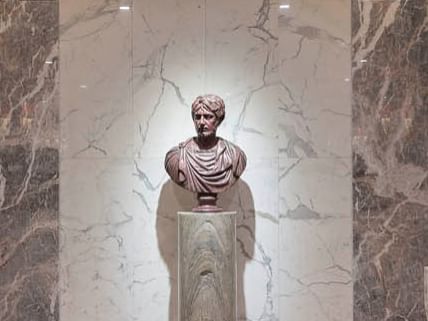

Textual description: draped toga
[164,137,247,193]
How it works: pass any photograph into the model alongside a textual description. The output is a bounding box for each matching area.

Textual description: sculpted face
[193,107,218,138]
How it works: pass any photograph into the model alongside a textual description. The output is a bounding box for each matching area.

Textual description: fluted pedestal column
[178,212,236,321]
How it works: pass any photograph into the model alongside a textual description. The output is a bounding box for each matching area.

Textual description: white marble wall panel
[204,1,280,319]
[61,158,170,321]
[280,158,351,216]
[279,158,352,321]
[58,0,362,321]
[278,0,351,158]
[205,0,280,160]
[131,1,281,320]
[61,159,134,321]
[132,0,205,158]
[131,2,206,315]
[237,159,279,321]
[60,0,133,159]
[59,1,135,319]
[278,0,352,320]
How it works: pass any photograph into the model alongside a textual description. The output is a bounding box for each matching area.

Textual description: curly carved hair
[191,94,225,124]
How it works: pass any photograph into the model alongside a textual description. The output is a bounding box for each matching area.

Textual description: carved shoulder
[164,146,180,180]
[233,145,247,177]
[220,139,247,177]
[164,140,192,185]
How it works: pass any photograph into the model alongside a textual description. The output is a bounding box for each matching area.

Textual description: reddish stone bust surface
[164,94,247,211]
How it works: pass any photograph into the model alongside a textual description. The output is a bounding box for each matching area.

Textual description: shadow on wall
[156,179,255,321]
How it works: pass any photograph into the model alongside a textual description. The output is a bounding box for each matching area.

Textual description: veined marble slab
[278,0,352,320]
[60,0,133,159]
[0,2,59,321]
[132,0,205,159]
[278,0,351,159]
[352,0,428,320]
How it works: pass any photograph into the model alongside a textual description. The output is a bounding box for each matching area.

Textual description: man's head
[191,94,225,138]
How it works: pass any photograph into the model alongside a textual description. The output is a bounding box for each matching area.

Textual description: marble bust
[164,94,246,211]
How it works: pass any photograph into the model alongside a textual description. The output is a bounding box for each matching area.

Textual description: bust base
[193,192,222,212]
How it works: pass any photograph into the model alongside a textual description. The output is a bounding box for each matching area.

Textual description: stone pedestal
[425,267,428,320]
[178,212,236,321]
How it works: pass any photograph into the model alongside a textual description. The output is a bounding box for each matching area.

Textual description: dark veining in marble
[0,1,58,144]
[354,176,428,321]
[351,0,361,40]
[0,2,59,321]
[0,146,59,321]
[353,0,428,320]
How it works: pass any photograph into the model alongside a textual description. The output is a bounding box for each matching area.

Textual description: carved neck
[195,135,218,150]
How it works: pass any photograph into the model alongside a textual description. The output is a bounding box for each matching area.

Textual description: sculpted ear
[216,115,224,127]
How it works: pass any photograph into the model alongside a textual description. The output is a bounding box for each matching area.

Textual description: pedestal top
[178,211,237,216]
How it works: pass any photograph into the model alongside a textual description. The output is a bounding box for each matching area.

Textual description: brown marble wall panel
[0,1,59,321]
[352,0,428,320]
